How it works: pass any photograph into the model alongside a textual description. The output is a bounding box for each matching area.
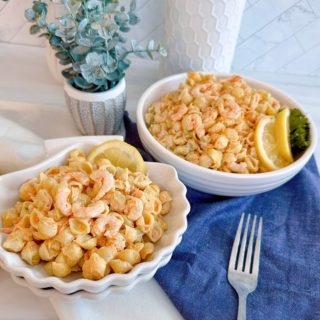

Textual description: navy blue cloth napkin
[124,113,320,320]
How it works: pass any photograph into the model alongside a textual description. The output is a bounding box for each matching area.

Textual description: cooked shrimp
[181,114,205,138]
[228,75,246,86]
[124,197,144,221]
[218,100,241,119]
[2,226,31,238]
[1,227,13,234]
[91,214,123,238]
[131,189,144,198]
[228,162,248,173]
[90,170,115,201]
[55,186,72,216]
[61,171,90,186]
[191,83,215,98]
[72,200,106,219]
[171,104,188,121]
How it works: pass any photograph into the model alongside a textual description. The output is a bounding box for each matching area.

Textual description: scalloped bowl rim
[8,252,173,302]
[0,141,190,294]
[136,72,317,181]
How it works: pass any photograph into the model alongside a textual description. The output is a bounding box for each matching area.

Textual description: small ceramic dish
[0,141,190,294]
[136,72,318,196]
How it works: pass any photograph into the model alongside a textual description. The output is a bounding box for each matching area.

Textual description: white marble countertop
[0,42,319,320]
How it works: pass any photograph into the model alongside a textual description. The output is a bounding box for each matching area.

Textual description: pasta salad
[145,72,287,173]
[1,146,172,280]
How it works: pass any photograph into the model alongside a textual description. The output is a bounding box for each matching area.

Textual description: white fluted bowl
[136,72,318,196]
[7,253,173,302]
[0,141,190,294]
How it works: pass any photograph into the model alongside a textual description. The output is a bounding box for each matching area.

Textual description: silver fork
[228,213,263,320]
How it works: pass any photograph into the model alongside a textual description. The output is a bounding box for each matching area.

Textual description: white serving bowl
[0,141,190,294]
[6,253,173,302]
[136,72,318,196]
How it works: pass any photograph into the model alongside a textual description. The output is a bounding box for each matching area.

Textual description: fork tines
[229,213,263,275]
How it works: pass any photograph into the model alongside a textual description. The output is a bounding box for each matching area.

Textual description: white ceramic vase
[161,0,246,76]
[64,79,127,136]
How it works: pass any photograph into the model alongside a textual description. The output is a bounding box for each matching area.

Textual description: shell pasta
[1,146,172,280]
[145,72,285,173]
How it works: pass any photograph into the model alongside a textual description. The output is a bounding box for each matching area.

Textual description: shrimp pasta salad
[0,147,172,280]
[145,72,288,174]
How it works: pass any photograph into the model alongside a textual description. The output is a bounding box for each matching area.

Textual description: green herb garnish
[289,108,311,156]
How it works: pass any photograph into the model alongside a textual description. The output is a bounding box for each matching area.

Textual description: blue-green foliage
[25,0,167,92]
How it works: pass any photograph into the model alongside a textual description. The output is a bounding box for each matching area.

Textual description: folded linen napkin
[124,113,320,320]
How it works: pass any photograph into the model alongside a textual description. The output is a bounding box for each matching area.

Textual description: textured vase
[161,0,246,76]
[64,79,126,135]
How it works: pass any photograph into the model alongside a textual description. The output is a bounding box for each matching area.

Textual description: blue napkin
[124,113,320,320]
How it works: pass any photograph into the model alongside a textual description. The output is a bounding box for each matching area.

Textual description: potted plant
[25,0,167,135]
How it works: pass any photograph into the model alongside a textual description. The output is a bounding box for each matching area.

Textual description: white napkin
[0,116,46,174]
[49,280,182,320]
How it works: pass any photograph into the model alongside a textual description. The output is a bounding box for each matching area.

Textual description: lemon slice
[87,140,145,173]
[274,108,294,163]
[255,116,290,171]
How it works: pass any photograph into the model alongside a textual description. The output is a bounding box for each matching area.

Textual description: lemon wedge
[255,116,290,171]
[87,140,145,173]
[274,108,294,163]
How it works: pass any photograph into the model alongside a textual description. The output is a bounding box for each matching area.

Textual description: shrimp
[181,114,205,139]
[131,189,144,199]
[55,186,72,216]
[250,93,261,110]
[191,83,215,98]
[61,171,90,186]
[1,227,13,234]
[2,226,32,238]
[91,214,123,238]
[124,197,144,221]
[90,170,115,201]
[171,104,188,121]
[228,75,246,86]
[228,162,248,173]
[218,100,241,119]
[72,200,106,219]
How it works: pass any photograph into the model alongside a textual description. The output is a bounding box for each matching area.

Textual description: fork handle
[237,293,247,320]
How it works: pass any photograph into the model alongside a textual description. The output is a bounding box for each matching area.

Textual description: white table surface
[0,43,319,320]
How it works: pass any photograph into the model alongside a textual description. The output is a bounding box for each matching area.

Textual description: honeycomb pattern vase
[161,0,246,76]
